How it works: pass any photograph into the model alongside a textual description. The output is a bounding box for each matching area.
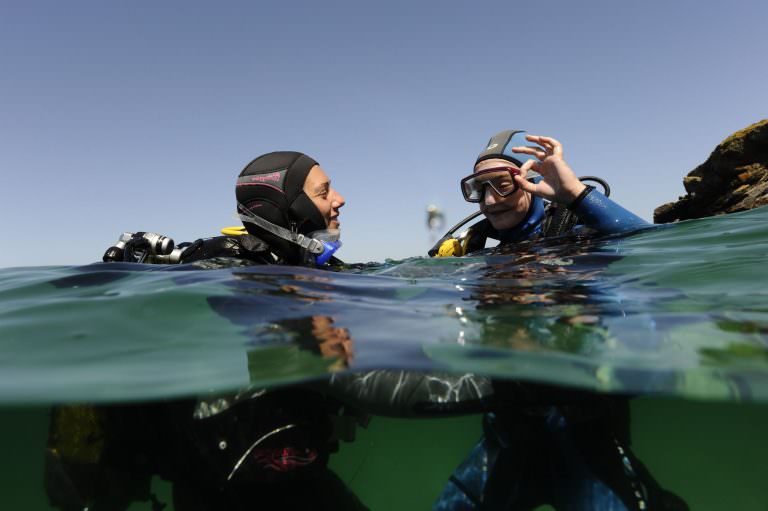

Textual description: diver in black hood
[46,151,369,511]
[143,150,347,268]
[233,151,345,266]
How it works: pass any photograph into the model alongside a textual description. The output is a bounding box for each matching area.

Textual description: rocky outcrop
[654,120,768,223]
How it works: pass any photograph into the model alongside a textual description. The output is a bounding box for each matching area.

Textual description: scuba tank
[102,231,186,264]
[101,230,277,266]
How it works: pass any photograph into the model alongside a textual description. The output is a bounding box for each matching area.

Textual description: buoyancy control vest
[102,229,341,267]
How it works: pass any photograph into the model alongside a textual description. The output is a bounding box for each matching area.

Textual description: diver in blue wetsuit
[431,130,648,257]
[427,130,686,511]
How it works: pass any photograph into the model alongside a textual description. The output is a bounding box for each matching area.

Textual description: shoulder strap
[179,235,274,264]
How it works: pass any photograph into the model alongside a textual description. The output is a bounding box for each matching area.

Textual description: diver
[230,150,345,266]
[430,130,648,257]
[100,150,346,267]
[45,151,369,511]
[427,130,686,511]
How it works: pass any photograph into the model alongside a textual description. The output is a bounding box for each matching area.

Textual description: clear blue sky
[1,0,765,267]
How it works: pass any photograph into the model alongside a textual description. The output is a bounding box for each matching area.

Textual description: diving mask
[460,167,521,203]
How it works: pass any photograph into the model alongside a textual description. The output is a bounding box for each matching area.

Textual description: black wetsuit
[45,235,367,511]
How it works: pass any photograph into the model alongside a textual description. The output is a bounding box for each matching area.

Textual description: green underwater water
[2,206,768,509]
[2,398,767,510]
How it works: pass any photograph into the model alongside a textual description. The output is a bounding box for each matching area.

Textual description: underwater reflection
[44,301,368,509]
[427,242,690,510]
[311,316,354,365]
[203,267,358,377]
[461,238,619,356]
[241,315,355,376]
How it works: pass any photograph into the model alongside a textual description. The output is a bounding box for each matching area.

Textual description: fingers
[525,134,563,158]
[514,159,538,193]
[514,174,537,194]
[511,145,546,160]
[520,158,537,173]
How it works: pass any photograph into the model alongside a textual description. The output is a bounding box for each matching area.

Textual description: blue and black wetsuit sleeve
[572,189,650,235]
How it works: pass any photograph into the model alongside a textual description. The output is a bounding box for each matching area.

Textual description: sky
[1,0,766,267]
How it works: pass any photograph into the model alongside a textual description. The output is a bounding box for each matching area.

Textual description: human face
[304,165,345,230]
[474,158,531,231]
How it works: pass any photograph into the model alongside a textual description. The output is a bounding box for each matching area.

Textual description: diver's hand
[512,135,586,205]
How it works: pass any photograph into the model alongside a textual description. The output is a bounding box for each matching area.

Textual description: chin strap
[236,203,325,255]
[236,204,342,265]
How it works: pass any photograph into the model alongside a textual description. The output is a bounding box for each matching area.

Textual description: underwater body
[2,206,768,510]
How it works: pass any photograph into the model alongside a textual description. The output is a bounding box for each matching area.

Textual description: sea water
[1,207,767,510]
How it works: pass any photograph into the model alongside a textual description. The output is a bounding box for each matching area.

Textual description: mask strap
[236,202,324,255]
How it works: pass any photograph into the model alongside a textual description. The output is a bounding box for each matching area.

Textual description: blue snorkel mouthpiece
[309,229,342,265]
[315,239,342,265]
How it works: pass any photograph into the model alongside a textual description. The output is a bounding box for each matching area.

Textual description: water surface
[2,207,767,404]
[2,207,768,510]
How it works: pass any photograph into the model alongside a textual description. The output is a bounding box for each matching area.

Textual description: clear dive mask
[460,166,521,203]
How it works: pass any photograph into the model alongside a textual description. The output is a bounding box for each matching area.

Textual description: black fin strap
[567,185,595,211]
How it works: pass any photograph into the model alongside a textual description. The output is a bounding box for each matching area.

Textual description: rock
[654,120,768,223]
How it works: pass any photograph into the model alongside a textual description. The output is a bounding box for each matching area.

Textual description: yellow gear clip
[221,226,247,236]
[436,238,465,257]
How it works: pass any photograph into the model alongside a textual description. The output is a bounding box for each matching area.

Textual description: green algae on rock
[655,119,768,223]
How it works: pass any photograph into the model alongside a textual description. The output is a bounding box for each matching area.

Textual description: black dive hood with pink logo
[236,151,328,264]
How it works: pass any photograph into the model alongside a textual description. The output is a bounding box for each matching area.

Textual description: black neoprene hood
[475,130,538,167]
[235,151,328,262]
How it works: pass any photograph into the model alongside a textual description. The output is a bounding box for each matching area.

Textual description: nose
[331,189,345,209]
[483,185,498,206]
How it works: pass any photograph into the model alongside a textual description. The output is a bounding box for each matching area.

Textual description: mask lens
[461,179,483,202]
